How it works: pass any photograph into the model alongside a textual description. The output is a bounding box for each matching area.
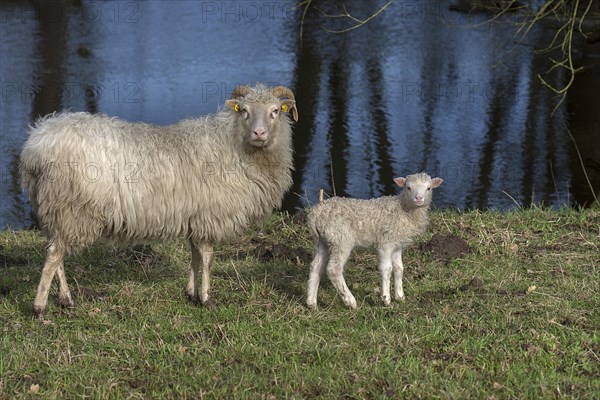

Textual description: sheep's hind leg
[55,263,74,308]
[326,245,357,309]
[33,242,66,317]
[306,238,329,309]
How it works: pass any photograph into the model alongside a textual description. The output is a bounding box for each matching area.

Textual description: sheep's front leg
[199,242,214,307]
[188,240,215,308]
[326,245,356,309]
[392,248,405,301]
[187,241,200,303]
[33,242,65,317]
[306,238,330,309]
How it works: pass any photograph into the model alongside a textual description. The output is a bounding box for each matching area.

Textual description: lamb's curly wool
[20,84,298,316]
[306,173,443,309]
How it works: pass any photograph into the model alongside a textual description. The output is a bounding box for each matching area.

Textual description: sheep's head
[394,173,443,208]
[226,85,298,148]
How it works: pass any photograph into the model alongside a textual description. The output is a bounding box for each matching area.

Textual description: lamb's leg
[378,247,394,306]
[306,238,330,309]
[392,249,405,301]
[55,263,73,308]
[326,245,356,309]
[33,242,65,317]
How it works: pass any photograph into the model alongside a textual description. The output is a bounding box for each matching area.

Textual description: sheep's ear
[393,177,406,187]
[226,99,241,112]
[431,178,444,188]
[281,99,298,122]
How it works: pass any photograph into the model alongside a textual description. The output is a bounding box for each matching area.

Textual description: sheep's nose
[254,128,267,140]
[415,194,424,203]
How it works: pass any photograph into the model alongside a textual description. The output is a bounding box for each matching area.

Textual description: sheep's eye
[271,109,279,118]
[407,186,412,191]
[427,187,431,191]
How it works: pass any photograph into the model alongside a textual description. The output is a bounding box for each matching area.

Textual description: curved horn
[230,86,253,99]
[271,86,295,101]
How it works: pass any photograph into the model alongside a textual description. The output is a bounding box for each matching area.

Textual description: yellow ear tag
[281,104,289,113]
[234,104,240,112]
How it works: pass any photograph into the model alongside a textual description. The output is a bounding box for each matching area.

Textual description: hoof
[59,297,75,308]
[203,299,216,310]
[186,289,200,305]
[306,301,317,310]
[382,295,392,307]
[345,299,358,309]
[33,304,46,319]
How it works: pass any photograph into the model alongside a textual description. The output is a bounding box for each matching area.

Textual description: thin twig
[297,0,313,44]
[549,159,562,205]
[328,151,336,197]
[566,126,599,206]
[502,190,522,209]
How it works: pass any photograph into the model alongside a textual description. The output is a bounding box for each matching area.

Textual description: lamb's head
[226,84,298,149]
[394,173,443,209]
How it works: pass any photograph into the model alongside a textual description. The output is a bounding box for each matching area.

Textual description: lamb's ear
[393,177,406,187]
[226,99,241,112]
[281,99,298,122]
[431,178,444,188]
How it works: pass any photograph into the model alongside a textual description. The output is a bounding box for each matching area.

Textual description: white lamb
[306,173,443,309]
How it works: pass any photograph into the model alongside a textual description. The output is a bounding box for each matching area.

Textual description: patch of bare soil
[252,243,313,264]
[420,233,471,264]
[231,241,313,265]
[0,245,28,267]
[421,277,485,304]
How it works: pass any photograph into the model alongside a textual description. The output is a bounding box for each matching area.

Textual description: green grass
[0,208,598,399]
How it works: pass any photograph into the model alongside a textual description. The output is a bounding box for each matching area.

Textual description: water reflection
[0,0,598,229]
[289,0,582,210]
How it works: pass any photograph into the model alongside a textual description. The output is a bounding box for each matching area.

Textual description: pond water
[1,0,599,229]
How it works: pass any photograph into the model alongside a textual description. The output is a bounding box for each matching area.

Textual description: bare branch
[318,0,395,34]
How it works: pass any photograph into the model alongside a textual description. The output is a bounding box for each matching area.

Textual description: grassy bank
[0,208,598,399]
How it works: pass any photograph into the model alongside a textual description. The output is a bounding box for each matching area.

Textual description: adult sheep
[20,83,298,316]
